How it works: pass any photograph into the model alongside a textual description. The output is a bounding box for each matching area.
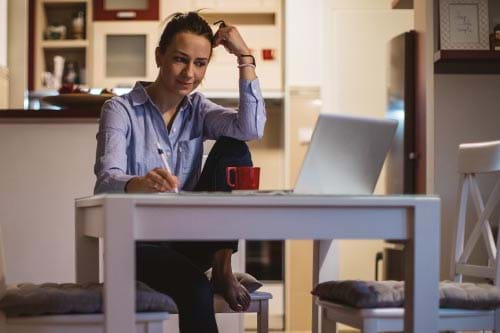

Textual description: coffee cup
[226,166,260,190]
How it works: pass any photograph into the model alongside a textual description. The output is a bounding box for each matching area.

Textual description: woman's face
[155,32,212,98]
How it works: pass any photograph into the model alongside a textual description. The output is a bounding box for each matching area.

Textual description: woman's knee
[212,136,251,160]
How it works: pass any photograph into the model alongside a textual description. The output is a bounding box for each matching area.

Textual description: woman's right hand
[125,168,179,193]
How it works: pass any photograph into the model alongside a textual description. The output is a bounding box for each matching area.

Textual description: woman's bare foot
[212,249,251,312]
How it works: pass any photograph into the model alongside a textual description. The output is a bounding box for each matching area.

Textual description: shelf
[391,0,413,9]
[434,50,500,74]
[41,40,88,48]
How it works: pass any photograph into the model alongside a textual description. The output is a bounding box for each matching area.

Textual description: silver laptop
[293,113,398,195]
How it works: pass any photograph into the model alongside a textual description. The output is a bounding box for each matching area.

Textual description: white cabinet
[91,21,159,88]
[163,0,283,93]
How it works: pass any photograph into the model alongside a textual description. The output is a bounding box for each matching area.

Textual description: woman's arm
[94,100,178,194]
[203,24,266,141]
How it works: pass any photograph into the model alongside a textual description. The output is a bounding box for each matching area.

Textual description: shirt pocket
[179,136,202,174]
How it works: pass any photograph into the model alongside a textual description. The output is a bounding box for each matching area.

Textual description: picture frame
[439,0,490,50]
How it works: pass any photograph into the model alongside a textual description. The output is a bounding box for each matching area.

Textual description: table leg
[312,240,339,333]
[75,205,99,283]
[103,198,135,333]
[404,202,440,333]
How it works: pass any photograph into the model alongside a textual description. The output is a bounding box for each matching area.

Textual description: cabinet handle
[116,11,137,19]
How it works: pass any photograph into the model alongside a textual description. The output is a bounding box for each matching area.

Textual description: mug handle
[226,167,237,189]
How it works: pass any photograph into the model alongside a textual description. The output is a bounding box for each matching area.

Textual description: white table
[75,193,440,333]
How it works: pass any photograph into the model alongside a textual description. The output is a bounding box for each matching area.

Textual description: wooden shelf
[434,50,500,74]
[391,0,413,9]
[41,40,88,48]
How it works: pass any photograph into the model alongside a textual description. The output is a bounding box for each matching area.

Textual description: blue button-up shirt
[94,79,266,193]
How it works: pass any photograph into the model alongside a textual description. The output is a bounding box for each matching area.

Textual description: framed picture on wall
[439,0,490,50]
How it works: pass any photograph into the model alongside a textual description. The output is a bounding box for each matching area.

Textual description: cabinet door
[92,22,159,88]
[93,0,159,20]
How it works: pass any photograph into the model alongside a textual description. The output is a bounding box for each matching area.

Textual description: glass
[104,0,148,10]
[106,35,146,77]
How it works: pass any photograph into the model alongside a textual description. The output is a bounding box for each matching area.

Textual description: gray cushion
[0,281,176,317]
[312,280,500,310]
[205,270,263,293]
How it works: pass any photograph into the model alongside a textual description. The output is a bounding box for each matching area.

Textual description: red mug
[226,166,260,190]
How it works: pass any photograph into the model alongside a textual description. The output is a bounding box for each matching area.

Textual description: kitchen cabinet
[93,0,159,20]
[34,0,91,90]
[91,21,159,88]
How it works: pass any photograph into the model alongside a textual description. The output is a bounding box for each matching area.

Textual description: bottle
[72,11,85,39]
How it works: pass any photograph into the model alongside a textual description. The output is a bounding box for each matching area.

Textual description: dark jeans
[135,137,252,333]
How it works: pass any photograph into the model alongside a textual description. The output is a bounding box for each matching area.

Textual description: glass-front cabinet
[93,0,159,20]
[91,21,159,89]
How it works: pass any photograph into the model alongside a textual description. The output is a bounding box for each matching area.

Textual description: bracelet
[237,63,256,69]
[237,54,256,66]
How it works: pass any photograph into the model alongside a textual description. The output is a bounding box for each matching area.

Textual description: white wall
[323,4,413,281]
[285,0,323,87]
[434,75,500,279]
[0,0,6,67]
[0,122,98,283]
[7,0,27,108]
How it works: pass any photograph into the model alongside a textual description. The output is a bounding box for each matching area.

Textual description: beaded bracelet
[237,63,256,69]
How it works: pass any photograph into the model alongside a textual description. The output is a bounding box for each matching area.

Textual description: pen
[156,141,179,193]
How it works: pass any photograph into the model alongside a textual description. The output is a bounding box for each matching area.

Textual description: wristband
[237,63,256,69]
[238,54,256,66]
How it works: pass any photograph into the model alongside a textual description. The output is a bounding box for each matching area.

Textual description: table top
[76,192,439,208]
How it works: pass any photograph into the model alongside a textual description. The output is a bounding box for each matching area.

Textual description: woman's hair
[158,11,213,55]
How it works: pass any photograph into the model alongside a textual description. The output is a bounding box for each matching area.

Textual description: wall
[283,0,414,331]
[0,0,6,67]
[325,5,413,281]
[7,0,27,108]
[0,0,7,108]
[434,75,500,279]
[0,122,98,283]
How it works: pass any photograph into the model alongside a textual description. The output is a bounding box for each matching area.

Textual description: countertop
[0,108,100,123]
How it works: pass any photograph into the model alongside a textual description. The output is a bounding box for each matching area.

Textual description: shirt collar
[130,81,150,106]
[130,81,194,110]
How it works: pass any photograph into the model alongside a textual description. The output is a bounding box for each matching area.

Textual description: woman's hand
[125,168,179,193]
[212,23,251,57]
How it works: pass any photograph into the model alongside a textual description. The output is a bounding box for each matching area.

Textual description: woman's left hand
[212,23,251,56]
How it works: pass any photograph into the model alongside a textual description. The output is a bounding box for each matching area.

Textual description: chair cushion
[205,270,263,293]
[0,281,176,317]
[312,280,500,310]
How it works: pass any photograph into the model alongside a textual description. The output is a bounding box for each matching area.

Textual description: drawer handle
[116,11,137,19]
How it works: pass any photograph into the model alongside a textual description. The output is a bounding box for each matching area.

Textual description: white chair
[0,227,168,333]
[314,140,500,332]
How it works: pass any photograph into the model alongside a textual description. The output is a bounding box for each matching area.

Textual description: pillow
[440,280,500,310]
[311,280,500,310]
[312,280,404,308]
[0,281,176,317]
[205,270,263,293]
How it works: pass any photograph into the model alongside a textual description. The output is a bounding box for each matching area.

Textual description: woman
[93,12,266,333]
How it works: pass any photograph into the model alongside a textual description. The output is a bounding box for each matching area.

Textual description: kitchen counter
[0,108,100,123]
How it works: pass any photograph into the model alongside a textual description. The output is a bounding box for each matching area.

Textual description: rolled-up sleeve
[93,100,134,194]
[202,79,266,141]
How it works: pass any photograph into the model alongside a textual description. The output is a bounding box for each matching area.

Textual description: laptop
[293,113,398,195]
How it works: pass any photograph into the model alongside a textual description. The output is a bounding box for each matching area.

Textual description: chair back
[452,140,500,285]
[0,227,6,299]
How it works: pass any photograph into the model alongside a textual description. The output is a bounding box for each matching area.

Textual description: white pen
[156,141,179,193]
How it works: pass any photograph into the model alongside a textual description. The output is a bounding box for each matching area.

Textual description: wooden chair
[0,226,168,333]
[314,140,500,332]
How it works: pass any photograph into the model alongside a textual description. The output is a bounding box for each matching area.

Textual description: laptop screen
[294,114,397,195]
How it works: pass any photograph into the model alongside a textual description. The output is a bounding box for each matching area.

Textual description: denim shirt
[94,79,266,193]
